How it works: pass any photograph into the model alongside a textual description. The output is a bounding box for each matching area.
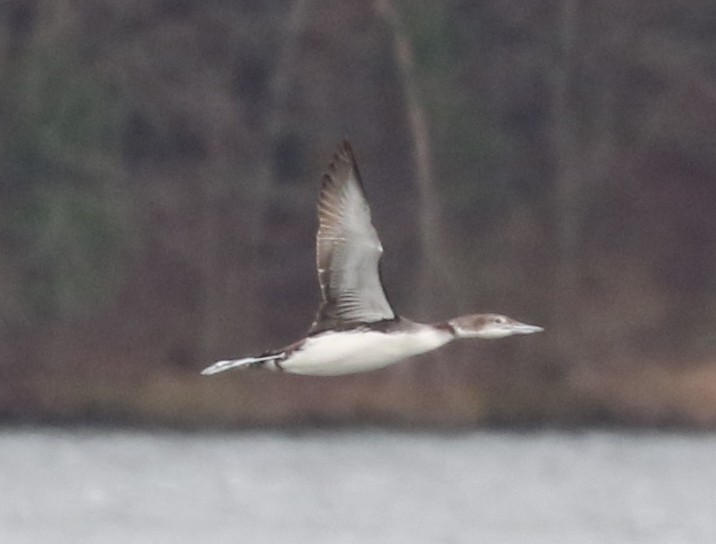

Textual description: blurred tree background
[1,0,715,427]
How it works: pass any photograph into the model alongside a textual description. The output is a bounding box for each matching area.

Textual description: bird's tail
[200,353,283,376]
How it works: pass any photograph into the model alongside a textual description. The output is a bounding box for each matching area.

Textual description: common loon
[201,141,542,377]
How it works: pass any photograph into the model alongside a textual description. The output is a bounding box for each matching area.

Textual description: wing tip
[320,140,356,191]
[333,140,354,166]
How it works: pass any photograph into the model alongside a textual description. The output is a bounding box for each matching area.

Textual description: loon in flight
[201,141,542,377]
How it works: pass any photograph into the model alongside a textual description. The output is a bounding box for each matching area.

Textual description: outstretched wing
[310,141,395,334]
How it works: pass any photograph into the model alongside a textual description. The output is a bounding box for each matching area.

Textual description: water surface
[1,429,714,543]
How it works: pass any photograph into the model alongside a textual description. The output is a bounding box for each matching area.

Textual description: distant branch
[375,0,453,314]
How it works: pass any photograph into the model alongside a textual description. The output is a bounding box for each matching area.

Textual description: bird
[201,141,542,377]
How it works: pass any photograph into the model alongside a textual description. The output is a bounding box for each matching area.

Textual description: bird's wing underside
[310,141,396,334]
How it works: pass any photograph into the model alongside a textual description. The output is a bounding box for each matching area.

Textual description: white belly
[282,328,452,376]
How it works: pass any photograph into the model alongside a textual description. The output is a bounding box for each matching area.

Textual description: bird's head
[448,313,543,339]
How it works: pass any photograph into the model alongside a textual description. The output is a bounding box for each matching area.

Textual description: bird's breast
[281,327,451,376]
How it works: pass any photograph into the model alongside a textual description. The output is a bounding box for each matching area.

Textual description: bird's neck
[431,321,458,337]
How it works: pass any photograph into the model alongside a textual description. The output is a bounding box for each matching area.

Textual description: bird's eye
[495,316,506,324]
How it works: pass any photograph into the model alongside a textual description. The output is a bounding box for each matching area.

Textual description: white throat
[452,324,513,339]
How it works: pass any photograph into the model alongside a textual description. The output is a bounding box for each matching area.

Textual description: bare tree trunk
[375,0,460,399]
[200,0,311,360]
[265,0,310,143]
[550,0,586,369]
[247,0,311,339]
[198,164,223,361]
[374,0,452,316]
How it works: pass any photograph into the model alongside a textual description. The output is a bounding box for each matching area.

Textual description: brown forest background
[1,0,716,427]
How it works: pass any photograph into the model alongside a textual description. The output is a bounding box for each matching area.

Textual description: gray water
[1,429,714,544]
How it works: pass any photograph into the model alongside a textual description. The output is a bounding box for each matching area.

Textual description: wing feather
[310,141,395,333]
